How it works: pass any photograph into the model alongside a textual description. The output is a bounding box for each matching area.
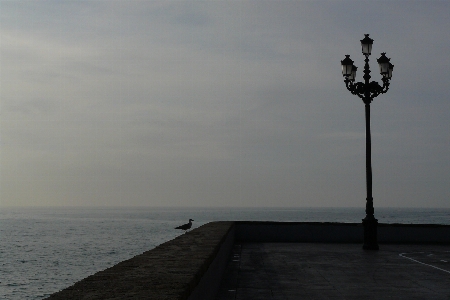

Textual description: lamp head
[377,52,391,77]
[360,34,374,56]
[387,63,394,79]
[348,65,357,81]
[341,55,354,77]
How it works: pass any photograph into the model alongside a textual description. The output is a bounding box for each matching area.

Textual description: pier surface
[216,243,450,300]
[46,222,450,299]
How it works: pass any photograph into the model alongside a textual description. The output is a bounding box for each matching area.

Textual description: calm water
[1,206,449,299]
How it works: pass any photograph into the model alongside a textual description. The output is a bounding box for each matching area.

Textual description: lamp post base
[362,216,379,250]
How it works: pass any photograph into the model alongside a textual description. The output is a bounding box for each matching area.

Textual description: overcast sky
[1,1,449,208]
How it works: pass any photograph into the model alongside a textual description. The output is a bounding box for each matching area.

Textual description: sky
[1,1,449,208]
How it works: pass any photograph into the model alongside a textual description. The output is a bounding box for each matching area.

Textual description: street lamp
[341,34,394,250]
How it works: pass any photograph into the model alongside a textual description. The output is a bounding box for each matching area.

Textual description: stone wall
[45,221,234,300]
[235,221,450,243]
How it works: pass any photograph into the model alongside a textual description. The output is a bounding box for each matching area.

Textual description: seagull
[175,219,194,233]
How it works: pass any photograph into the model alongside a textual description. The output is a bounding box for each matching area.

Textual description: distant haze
[1,1,449,208]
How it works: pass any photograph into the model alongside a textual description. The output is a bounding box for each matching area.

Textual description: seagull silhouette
[175,219,194,233]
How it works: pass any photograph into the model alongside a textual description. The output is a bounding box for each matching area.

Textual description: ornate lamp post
[341,34,394,250]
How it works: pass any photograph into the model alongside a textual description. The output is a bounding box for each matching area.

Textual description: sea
[1,206,449,299]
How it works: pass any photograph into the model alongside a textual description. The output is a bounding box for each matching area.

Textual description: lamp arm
[380,78,390,94]
[367,79,390,99]
[345,79,366,100]
[344,78,390,102]
[369,81,382,99]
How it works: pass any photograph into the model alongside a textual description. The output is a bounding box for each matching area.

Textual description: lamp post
[341,34,394,250]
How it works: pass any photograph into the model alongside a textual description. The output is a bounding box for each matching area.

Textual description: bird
[175,219,194,233]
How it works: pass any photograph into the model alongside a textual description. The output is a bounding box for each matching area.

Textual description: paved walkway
[216,243,450,300]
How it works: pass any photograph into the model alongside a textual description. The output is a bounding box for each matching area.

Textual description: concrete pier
[46,222,450,299]
[216,243,450,300]
[46,221,234,300]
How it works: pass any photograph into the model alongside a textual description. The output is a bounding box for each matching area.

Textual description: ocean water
[1,206,449,299]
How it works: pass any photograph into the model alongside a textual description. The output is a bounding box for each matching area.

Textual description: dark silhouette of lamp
[341,34,394,250]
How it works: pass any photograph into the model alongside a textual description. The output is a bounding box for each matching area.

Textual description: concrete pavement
[216,243,450,300]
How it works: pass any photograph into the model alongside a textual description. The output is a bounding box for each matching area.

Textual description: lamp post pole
[341,34,394,250]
